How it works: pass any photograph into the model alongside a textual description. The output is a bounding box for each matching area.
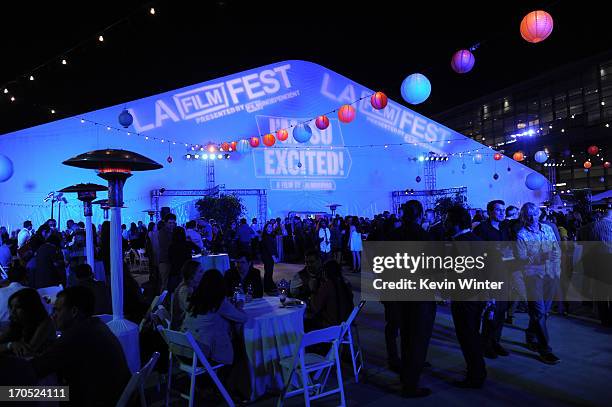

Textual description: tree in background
[195,194,245,230]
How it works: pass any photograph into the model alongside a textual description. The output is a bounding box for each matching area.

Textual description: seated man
[72,263,111,315]
[224,252,263,298]
[290,249,323,301]
[30,286,131,407]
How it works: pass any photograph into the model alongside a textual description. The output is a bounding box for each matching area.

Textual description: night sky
[1,0,610,135]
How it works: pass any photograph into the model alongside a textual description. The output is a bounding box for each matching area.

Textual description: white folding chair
[116,351,160,407]
[0,263,8,280]
[157,327,234,407]
[340,300,366,383]
[278,324,346,407]
[139,290,168,332]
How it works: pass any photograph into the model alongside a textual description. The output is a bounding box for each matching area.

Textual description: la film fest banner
[0,60,545,227]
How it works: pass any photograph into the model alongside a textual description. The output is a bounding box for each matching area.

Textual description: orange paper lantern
[220,142,230,152]
[249,137,260,148]
[276,129,289,141]
[262,133,276,147]
[338,104,356,123]
[520,10,554,43]
[584,161,592,169]
[513,151,525,161]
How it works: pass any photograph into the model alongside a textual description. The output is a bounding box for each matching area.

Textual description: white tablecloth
[242,296,305,400]
[192,253,231,274]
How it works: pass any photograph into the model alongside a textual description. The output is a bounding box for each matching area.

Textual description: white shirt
[319,228,331,253]
[17,228,32,248]
[0,282,26,321]
[186,228,204,250]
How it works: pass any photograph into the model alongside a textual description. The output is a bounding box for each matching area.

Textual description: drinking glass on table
[279,287,287,306]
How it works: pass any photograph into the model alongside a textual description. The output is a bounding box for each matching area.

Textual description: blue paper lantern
[401,73,431,105]
[0,154,14,182]
[525,172,546,190]
[293,124,312,143]
[118,109,133,128]
[236,139,250,153]
[534,150,548,163]
[451,49,475,74]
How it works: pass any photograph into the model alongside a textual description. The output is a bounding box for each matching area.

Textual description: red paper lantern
[276,129,289,141]
[513,151,525,162]
[520,10,554,43]
[338,104,356,123]
[220,142,230,152]
[315,115,330,130]
[494,153,503,161]
[230,141,237,152]
[249,137,260,148]
[604,161,611,169]
[584,161,592,169]
[262,133,276,147]
[370,92,388,110]
[587,145,599,155]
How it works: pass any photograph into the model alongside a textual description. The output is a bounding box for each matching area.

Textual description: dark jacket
[31,317,131,407]
[224,266,264,298]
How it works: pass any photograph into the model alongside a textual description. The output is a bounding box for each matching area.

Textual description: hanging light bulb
[98,35,104,42]
[50,109,55,114]
[61,59,67,65]
[3,88,7,94]
[149,7,156,15]
[10,96,15,102]
[29,75,34,81]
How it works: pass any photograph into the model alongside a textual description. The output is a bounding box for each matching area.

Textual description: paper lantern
[118,109,133,128]
[315,115,330,130]
[236,139,250,153]
[276,129,289,141]
[584,161,592,169]
[534,150,549,163]
[600,177,606,183]
[0,154,14,182]
[206,143,217,153]
[587,145,599,155]
[525,172,546,190]
[416,176,421,183]
[451,49,475,74]
[262,134,276,147]
[604,161,611,169]
[337,105,356,123]
[493,153,503,161]
[473,153,483,164]
[293,124,312,143]
[520,10,554,43]
[513,151,525,161]
[220,142,230,152]
[167,156,173,164]
[401,73,431,105]
[371,92,388,110]
[230,141,237,152]
[249,137,260,148]
[493,173,500,180]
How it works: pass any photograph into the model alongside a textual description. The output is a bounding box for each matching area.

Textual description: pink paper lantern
[451,49,475,74]
[315,115,330,130]
[370,92,388,110]
[276,129,289,141]
[249,137,260,148]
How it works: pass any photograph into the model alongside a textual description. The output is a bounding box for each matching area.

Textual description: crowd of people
[0,199,610,403]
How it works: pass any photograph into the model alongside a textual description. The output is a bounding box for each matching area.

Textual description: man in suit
[31,286,131,407]
[397,200,437,398]
[474,200,511,359]
[446,205,487,388]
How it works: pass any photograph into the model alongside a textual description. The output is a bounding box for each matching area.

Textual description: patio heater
[58,183,107,269]
[63,149,162,372]
[143,209,158,223]
[93,199,111,220]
